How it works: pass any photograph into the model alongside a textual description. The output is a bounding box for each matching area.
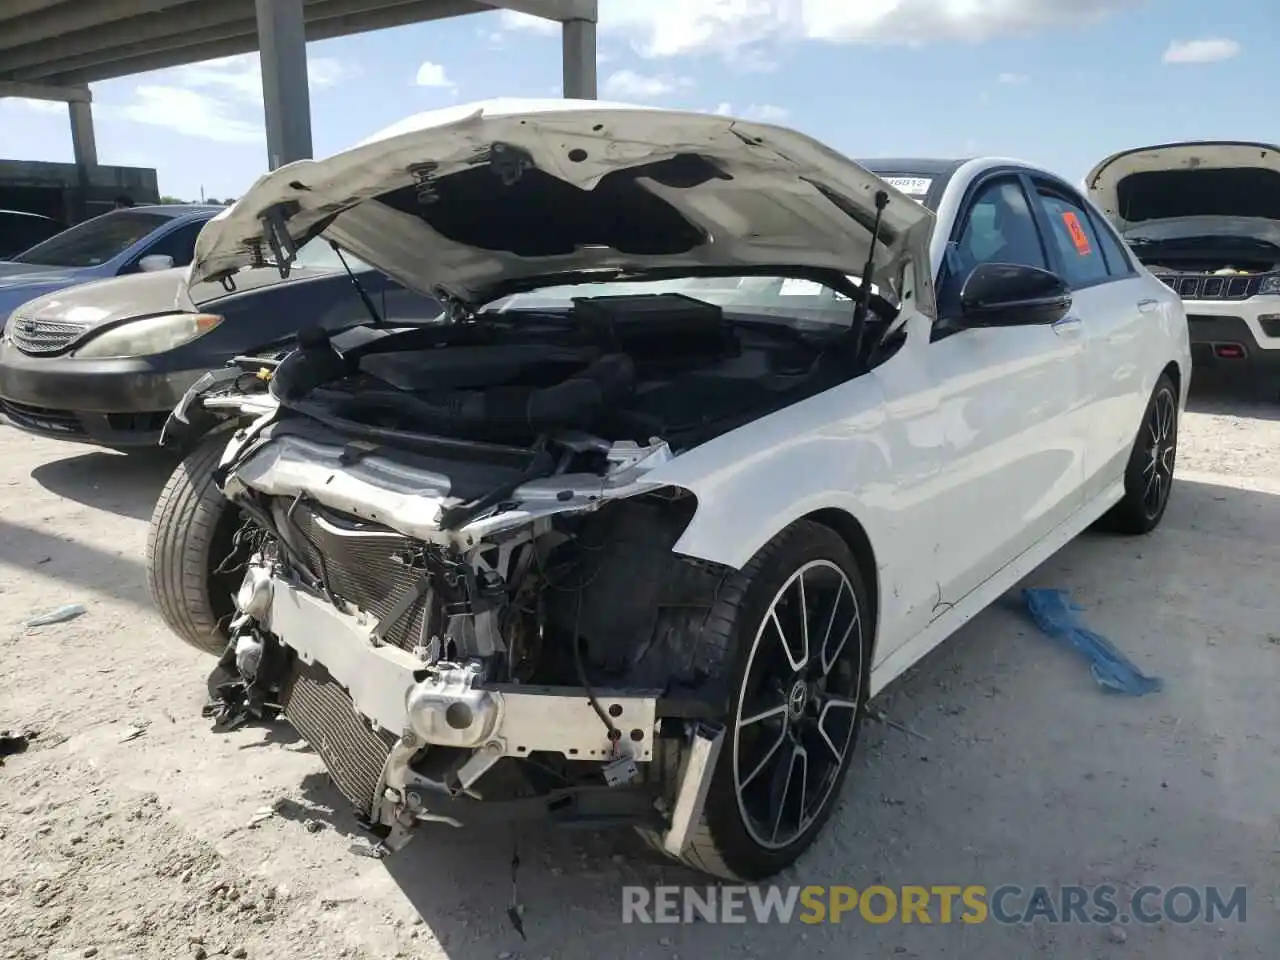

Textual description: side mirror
[959,262,1072,327]
[138,254,175,273]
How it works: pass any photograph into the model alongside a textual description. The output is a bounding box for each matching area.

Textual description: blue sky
[0,0,1271,201]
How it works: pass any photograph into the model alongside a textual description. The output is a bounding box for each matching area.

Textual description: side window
[138,220,204,267]
[1032,187,1110,287]
[937,177,1047,318]
[1087,208,1133,278]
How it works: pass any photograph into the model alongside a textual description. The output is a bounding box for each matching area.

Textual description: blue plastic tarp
[1022,588,1163,696]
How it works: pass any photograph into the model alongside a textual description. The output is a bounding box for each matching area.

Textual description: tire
[145,430,243,656]
[1099,372,1178,535]
[639,520,871,881]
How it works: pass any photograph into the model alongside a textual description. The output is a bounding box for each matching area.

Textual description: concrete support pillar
[67,98,97,221]
[255,0,313,169]
[561,17,596,99]
[68,99,98,167]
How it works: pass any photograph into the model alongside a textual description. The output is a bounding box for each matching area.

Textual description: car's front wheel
[643,520,871,880]
[145,430,244,656]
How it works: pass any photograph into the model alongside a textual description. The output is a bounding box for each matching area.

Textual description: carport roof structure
[0,0,598,170]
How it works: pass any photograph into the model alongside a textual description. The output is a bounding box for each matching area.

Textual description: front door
[887,174,1088,632]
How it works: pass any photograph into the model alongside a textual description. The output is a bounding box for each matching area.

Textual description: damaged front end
[162,99,931,868]
[199,369,730,858]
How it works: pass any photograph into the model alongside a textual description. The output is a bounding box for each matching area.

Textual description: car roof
[0,209,61,222]
[859,157,973,179]
[128,204,224,219]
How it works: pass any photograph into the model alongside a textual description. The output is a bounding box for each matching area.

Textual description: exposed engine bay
[1092,153,1280,297]
[184,281,895,856]
[269,287,897,453]
[1130,235,1280,300]
[1135,247,1279,277]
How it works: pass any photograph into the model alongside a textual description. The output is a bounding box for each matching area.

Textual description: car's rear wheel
[146,430,244,656]
[1099,372,1178,535]
[640,521,871,880]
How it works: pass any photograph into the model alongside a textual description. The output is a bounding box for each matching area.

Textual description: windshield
[11,210,170,267]
[486,275,874,328]
[291,238,371,272]
[188,237,373,306]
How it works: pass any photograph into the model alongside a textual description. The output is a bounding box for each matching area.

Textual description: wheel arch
[800,507,882,662]
[1161,358,1184,405]
[667,487,889,663]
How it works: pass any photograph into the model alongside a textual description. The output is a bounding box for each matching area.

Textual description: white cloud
[414,60,456,89]
[497,9,560,35]
[119,85,262,143]
[602,69,692,99]
[1162,37,1241,64]
[703,102,789,123]
[998,71,1029,84]
[800,0,1139,44]
[497,0,1140,60]
[11,98,67,115]
[110,51,354,143]
[307,57,355,87]
[177,52,354,102]
[747,103,789,122]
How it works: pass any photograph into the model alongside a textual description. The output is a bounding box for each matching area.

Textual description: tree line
[159,196,237,205]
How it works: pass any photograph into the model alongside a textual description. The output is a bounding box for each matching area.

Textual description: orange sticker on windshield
[1061,211,1092,256]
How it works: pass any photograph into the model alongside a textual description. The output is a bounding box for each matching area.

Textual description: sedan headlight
[74,313,223,359]
[1257,275,1280,297]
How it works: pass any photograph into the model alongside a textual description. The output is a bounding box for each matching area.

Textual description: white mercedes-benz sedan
[144,100,1191,881]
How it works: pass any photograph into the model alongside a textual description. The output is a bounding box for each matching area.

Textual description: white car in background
[144,101,1190,881]
[1085,140,1280,397]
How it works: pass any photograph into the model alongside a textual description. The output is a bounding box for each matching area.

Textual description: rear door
[1024,177,1151,501]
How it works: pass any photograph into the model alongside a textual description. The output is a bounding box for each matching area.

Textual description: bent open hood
[1085,141,1280,232]
[187,99,933,308]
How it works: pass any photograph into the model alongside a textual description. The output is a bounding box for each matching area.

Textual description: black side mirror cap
[959,262,1072,328]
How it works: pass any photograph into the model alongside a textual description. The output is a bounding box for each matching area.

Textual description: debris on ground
[24,603,87,629]
[1022,588,1163,696]
[0,730,31,764]
[866,706,931,741]
[247,799,290,828]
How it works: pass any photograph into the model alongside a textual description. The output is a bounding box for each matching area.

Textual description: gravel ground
[1,389,1277,960]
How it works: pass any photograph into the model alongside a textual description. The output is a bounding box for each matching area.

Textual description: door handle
[1137,299,1159,313]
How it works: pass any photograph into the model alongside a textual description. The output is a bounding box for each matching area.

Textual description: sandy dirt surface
[1,389,1277,960]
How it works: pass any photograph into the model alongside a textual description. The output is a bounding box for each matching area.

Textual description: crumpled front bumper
[242,563,723,856]
[259,568,660,765]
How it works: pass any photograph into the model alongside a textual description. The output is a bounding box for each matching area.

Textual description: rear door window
[1032,187,1111,287]
[1087,209,1134,277]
